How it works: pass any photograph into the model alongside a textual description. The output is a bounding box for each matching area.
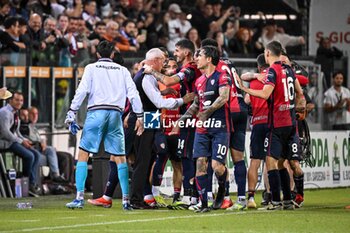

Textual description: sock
[102,195,112,201]
[195,174,208,208]
[152,185,160,197]
[117,162,129,203]
[182,158,194,191]
[225,180,230,197]
[207,161,213,193]
[152,152,168,186]
[207,192,213,201]
[75,161,87,200]
[248,191,255,199]
[104,161,118,198]
[234,160,247,197]
[173,187,181,201]
[268,169,281,202]
[279,168,292,201]
[294,174,304,197]
[143,194,154,201]
[215,167,227,188]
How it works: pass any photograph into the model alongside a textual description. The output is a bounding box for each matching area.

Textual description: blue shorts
[250,123,269,160]
[154,130,181,162]
[176,127,195,159]
[230,112,248,152]
[264,126,300,161]
[193,131,229,164]
[80,110,125,155]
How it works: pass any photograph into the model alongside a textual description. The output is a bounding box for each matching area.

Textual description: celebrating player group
[64,38,307,212]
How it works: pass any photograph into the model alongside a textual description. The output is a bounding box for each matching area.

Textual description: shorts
[264,126,301,161]
[193,131,229,164]
[154,130,181,162]
[176,127,195,159]
[250,123,269,160]
[80,109,125,155]
[230,111,248,152]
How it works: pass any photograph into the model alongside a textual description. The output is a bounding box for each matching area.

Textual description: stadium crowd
[0,0,349,211]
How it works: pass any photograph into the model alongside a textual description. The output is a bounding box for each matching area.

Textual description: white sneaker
[247,197,257,209]
[188,201,202,211]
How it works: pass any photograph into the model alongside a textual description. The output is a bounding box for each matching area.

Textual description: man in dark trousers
[130,48,194,209]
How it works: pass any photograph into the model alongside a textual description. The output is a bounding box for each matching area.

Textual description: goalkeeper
[65,41,144,210]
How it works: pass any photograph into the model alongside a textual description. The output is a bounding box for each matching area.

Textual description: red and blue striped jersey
[265,62,297,128]
[194,70,231,133]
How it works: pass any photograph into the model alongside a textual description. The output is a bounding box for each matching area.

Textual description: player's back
[83,59,133,110]
[216,58,247,113]
[265,62,297,128]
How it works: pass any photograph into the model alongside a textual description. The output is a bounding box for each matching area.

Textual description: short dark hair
[265,40,283,56]
[257,53,268,69]
[3,17,19,29]
[96,41,115,58]
[122,19,135,28]
[175,39,195,55]
[201,38,218,48]
[9,91,24,100]
[17,17,27,26]
[332,71,344,79]
[201,46,219,66]
[95,21,106,28]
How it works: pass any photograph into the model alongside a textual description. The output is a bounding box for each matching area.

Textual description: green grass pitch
[0,188,350,233]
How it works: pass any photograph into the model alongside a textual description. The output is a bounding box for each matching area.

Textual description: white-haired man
[130,48,195,209]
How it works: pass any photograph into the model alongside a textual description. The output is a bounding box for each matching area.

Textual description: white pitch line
[1,205,345,233]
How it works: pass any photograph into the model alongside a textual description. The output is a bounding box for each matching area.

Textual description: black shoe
[130,202,158,210]
[53,175,68,183]
[29,184,40,197]
[212,185,225,210]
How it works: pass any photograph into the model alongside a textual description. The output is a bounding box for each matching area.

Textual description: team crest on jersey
[160,143,166,149]
[211,79,215,85]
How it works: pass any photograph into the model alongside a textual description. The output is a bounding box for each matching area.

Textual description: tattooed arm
[197,86,230,121]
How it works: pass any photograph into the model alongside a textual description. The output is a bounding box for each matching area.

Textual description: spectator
[82,0,100,31]
[0,0,10,26]
[229,27,258,56]
[316,37,343,88]
[186,27,201,51]
[102,20,136,52]
[190,1,213,39]
[88,21,106,41]
[19,107,67,183]
[72,17,94,67]
[28,0,52,17]
[56,14,75,67]
[0,16,25,66]
[119,19,145,51]
[324,71,350,130]
[257,19,305,50]
[9,0,29,21]
[167,3,191,52]
[65,0,83,18]
[128,0,146,22]
[213,31,229,58]
[112,0,131,18]
[39,17,69,66]
[0,92,41,196]
[23,13,46,66]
